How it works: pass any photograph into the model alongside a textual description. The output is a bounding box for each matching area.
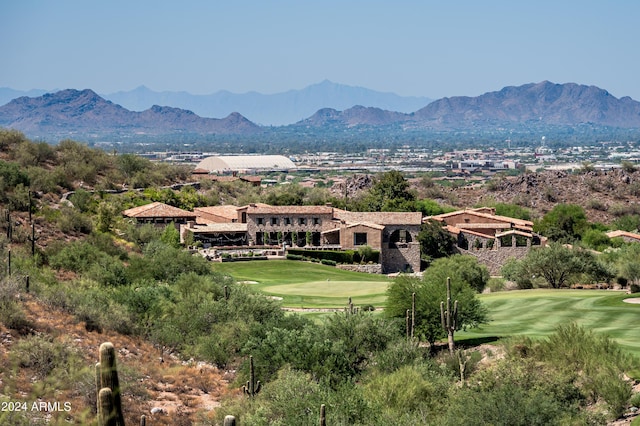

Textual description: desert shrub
[47,240,108,273]
[10,335,80,381]
[125,240,211,283]
[68,285,138,335]
[195,320,251,368]
[487,277,506,292]
[493,202,532,220]
[0,277,31,331]
[370,338,426,373]
[581,229,613,251]
[364,363,451,419]
[57,206,92,234]
[534,324,635,419]
[586,198,608,211]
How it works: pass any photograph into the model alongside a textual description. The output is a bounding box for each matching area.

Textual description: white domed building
[195,155,296,174]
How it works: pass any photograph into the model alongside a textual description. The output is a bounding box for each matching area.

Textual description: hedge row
[285,253,338,266]
[287,249,379,264]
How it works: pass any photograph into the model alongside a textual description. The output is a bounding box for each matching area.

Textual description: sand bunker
[622,298,640,304]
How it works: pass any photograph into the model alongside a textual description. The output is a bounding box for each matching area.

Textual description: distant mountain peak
[0,89,260,140]
[100,81,433,125]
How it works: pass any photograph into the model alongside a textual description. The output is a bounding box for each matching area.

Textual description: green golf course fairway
[212,260,391,308]
[212,260,640,356]
[457,289,640,356]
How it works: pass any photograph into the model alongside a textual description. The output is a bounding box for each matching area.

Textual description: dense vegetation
[1,130,639,424]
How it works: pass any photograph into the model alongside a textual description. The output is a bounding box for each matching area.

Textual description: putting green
[213,260,391,308]
[264,280,388,297]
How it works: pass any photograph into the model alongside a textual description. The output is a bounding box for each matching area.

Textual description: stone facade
[381,242,421,273]
[340,223,384,250]
[186,203,424,273]
[459,246,531,276]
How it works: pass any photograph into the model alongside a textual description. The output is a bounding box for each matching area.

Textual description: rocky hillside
[448,168,640,224]
[0,295,231,425]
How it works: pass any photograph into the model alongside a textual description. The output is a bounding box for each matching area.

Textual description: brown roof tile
[333,209,422,225]
[123,202,197,219]
[249,205,334,215]
[194,205,240,220]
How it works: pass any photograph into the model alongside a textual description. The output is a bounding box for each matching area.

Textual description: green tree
[534,204,589,243]
[386,257,488,345]
[522,243,585,288]
[415,198,453,216]
[493,202,532,220]
[417,219,458,264]
[423,255,490,293]
[364,170,416,212]
[116,153,151,185]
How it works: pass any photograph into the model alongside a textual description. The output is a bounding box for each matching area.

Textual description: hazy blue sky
[2,1,639,100]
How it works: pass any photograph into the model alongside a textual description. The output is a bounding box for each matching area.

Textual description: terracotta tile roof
[237,203,271,210]
[343,222,386,230]
[123,202,197,219]
[495,229,534,238]
[240,176,262,183]
[428,209,533,227]
[448,225,496,239]
[194,205,240,220]
[248,205,334,215]
[333,209,422,226]
[185,223,248,233]
[606,230,640,240]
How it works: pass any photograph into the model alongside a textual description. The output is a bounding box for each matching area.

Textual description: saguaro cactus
[320,404,326,426]
[27,222,40,257]
[242,355,261,397]
[98,388,116,426]
[96,342,126,426]
[223,285,230,300]
[411,292,416,339]
[440,277,458,353]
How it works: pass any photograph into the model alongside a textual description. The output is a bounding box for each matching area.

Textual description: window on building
[354,232,368,246]
[257,217,264,225]
[284,217,292,225]
[271,217,278,225]
[299,217,306,225]
[313,217,321,225]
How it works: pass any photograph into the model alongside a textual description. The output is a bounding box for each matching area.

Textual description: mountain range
[0,81,431,127]
[1,81,639,142]
[0,89,260,138]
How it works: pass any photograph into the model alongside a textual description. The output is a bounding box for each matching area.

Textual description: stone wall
[459,246,530,276]
[381,242,421,273]
[337,264,384,274]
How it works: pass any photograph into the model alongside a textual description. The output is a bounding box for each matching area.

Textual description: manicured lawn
[213,261,640,356]
[457,289,640,356]
[212,260,391,308]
